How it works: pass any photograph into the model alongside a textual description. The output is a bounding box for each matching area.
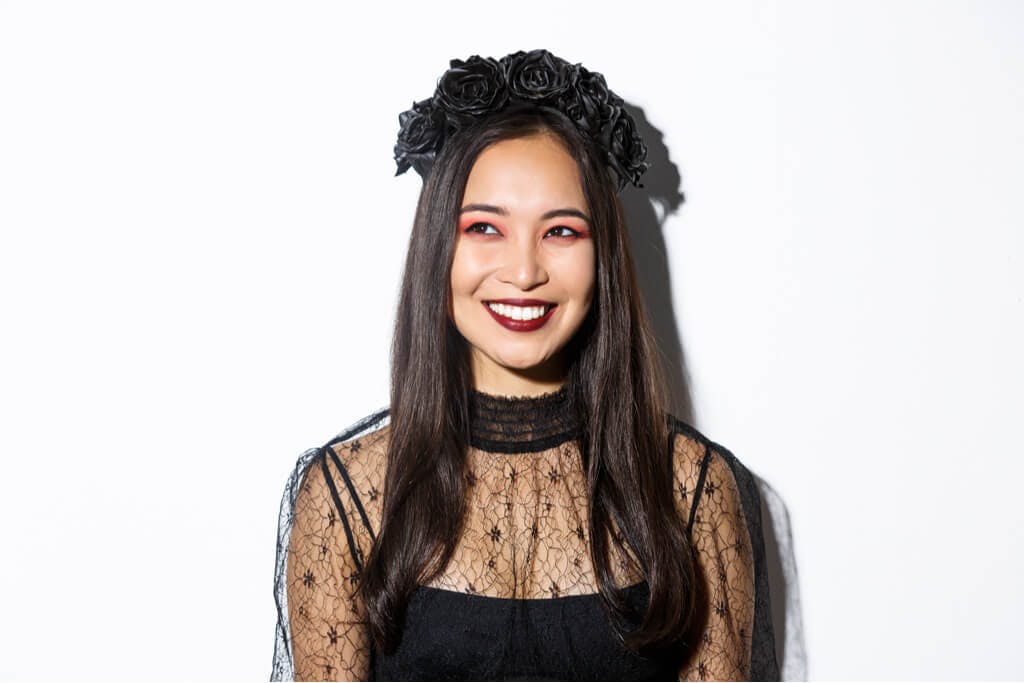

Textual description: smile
[483,301,557,332]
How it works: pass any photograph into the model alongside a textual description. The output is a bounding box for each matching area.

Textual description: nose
[498,237,548,290]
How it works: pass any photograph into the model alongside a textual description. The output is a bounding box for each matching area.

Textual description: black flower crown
[393,49,650,192]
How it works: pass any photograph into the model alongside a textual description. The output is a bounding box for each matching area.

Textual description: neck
[470,349,568,398]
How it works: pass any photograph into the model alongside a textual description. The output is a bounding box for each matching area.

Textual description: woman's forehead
[463,136,586,213]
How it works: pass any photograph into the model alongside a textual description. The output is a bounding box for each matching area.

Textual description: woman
[271,50,779,681]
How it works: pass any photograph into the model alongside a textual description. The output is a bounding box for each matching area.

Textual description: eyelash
[464,222,582,239]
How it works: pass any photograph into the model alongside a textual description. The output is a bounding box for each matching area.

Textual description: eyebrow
[460,203,591,224]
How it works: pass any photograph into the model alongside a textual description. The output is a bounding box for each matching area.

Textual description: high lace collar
[467,384,583,454]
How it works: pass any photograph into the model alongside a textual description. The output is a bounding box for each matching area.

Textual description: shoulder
[325,409,391,469]
[284,407,391,518]
[323,417,391,516]
[666,414,749,527]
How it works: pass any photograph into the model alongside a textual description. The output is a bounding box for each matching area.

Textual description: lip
[483,300,558,332]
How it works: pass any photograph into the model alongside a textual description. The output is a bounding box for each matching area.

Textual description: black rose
[603,107,649,190]
[434,55,508,123]
[557,66,614,134]
[394,49,649,190]
[393,97,445,177]
[502,49,574,103]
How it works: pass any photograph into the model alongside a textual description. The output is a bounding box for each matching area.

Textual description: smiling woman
[451,134,596,394]
[271,49,779,682]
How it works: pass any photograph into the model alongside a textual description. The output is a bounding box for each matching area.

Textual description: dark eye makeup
[462,222,582,239]
[464,222,500,235]
[546,225,582,239]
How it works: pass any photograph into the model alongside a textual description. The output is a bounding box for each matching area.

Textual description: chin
[489,349,552,371]
[495,355,546,371]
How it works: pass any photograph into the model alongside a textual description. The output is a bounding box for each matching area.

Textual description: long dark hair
[359,105,697,654]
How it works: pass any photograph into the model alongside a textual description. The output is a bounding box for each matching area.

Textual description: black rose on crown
[604,107,650,189]
[557,66,614,135]
[501,49,574,102]
[434,55,509,124]
[393,97,446,177]
[393,48,649,192]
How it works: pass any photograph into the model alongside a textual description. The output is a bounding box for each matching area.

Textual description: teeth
[488,303,550,321]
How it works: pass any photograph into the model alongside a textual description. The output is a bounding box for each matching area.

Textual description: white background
[1,1,1021,680]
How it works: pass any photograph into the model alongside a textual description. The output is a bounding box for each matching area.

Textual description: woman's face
[450,132,596,392]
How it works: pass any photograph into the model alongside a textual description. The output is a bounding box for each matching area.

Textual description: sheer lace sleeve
[286,448,372,681]
[672,434,756,681]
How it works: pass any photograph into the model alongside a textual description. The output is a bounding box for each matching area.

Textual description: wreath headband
[393,49,649,192]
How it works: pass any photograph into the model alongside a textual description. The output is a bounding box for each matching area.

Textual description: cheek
[449,247,484,314]
[449,242,472,296]
[561,244,596,303]
[450,241,493,297]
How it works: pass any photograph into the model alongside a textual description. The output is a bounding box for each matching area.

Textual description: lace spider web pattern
[672,417,781,681]
[271,390,781,681]
[270,408,390,682]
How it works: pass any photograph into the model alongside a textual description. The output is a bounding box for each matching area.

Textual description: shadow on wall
[622,102,808,681]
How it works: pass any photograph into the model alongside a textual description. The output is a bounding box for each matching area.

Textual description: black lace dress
[271,387,779,681]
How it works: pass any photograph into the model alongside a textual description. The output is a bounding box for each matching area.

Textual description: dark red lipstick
[483,299,557,332]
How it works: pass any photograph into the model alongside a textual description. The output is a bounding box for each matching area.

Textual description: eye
[546,225,581,239]
[464,222,500,235]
